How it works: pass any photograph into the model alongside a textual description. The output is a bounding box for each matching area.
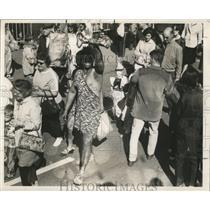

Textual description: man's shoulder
[140,66,170,81]
[140,66,164,74]
[172,40,182,50]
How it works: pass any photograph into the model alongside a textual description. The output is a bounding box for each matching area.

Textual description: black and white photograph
[0,20,208,190]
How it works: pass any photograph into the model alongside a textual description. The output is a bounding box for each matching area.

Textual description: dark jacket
[175,87,203,155]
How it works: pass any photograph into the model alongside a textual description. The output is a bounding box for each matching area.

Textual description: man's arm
[175,46,183,81]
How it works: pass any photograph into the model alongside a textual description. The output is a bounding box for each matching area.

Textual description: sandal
[73,173,84,185]
[61,146,75,155]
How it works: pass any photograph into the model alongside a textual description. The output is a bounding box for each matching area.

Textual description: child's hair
[4,104,14,115]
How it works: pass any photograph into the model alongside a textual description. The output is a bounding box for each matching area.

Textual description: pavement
[4,47,174,187]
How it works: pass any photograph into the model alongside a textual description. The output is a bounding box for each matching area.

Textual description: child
[4,104,16,179]
[110,62,129,119]
[22,36,37,79]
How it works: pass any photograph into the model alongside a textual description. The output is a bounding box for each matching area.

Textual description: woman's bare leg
[74,133,93,185]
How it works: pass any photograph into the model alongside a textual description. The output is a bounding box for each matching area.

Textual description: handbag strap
[42,89,56,102]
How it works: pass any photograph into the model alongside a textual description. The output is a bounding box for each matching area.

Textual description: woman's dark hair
[68,24,78,33]
[37,54,51,67]
[79,23,86,30]
[76,47,95,69]
[14,79,32,97]
[143,27,154,37]
[150,49,164,64]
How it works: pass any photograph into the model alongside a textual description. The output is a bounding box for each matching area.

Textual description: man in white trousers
[128,49,173,166]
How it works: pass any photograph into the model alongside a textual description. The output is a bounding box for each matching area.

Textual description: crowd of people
[3,22,203,187]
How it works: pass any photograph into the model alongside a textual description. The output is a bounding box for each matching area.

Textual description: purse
[18,131,44,153]
[97,111,113,141]
[41,90,60,116]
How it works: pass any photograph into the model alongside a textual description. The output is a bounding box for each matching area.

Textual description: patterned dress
[70,70,101,136]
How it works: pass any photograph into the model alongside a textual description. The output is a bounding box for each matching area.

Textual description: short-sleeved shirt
[33,68,62,104]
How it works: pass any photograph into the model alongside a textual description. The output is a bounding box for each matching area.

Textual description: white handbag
[97,111,113,141]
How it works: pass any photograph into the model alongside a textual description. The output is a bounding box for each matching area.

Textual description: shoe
[53,137,63,147]
[146,154,154,160]
[32,181,39,186]
[61,146,75,155]
[176,182,185,187]
[128,160,136,167]
[73,174,84,185]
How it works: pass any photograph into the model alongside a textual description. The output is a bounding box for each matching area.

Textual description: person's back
[132,66,171,121]
[179,88,202,119]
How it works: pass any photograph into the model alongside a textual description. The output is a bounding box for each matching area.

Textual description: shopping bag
[18,132,44,153]
[97,112,113,141]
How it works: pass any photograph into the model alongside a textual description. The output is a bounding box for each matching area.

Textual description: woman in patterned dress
[63,45,104,185]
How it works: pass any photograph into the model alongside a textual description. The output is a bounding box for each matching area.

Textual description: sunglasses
[37,61,45,65]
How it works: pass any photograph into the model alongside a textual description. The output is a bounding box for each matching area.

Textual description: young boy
[4,104,16,179]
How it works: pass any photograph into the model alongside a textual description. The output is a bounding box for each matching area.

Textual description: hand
[31,88,42,97]
[63,112,68,121]
[100,108,104,114]
[174,78,179,83]
[31,89,39,97]
[15,124,24,130]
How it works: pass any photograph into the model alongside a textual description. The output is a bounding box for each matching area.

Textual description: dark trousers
[42,112,63,138]
[176,152,198,186]
[52,67,68,97]
[19,165,37,186]
[18,152,46,186]
[41,100,65,138]
[175,122,202,186]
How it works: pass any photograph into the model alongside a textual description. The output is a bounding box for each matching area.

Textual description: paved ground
[4,47,174,187]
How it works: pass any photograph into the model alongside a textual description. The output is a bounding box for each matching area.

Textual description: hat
[115,62,124,71]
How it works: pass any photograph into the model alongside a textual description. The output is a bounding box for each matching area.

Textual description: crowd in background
[3,22,203,187]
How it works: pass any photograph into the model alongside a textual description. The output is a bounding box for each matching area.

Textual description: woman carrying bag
[14,80,43,186]
[32,55,65,147]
